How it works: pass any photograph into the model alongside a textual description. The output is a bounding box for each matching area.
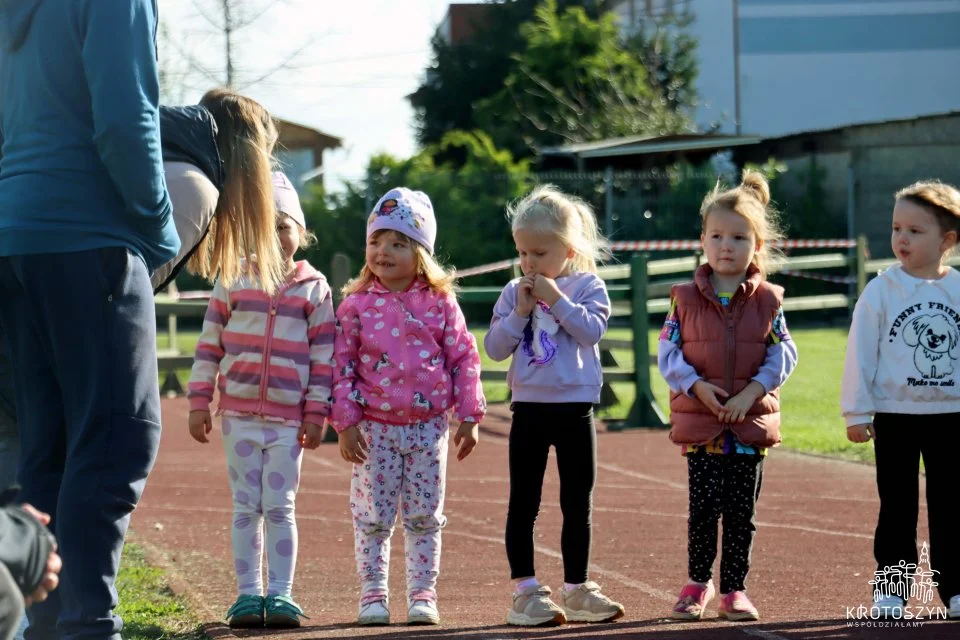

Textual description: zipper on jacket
[257,280,297,414]
[398,293,412,417]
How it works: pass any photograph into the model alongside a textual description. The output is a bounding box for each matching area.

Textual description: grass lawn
[115,543,203,640]
[159,326,871,463]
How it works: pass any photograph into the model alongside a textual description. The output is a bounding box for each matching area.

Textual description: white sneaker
[949,594,960,619]
[507,584,566,626]
[407,599,440,625]
[358,599,390,625]
[870,595,905,618]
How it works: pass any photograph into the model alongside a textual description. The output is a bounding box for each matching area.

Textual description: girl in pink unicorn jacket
[331,187,486,627]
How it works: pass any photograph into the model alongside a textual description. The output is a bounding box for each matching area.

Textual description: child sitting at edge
[658,170,798,622]
[484,185,625,627]
[842,180,960,620]
[330,187,486,627]
[187,172,334,628]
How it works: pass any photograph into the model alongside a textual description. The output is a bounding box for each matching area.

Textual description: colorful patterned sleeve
[753,305,799,392]
[657,297,701,395]
[659,297,682,344]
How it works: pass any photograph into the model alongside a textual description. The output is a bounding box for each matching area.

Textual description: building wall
[849,116,960,257]
[610,0,960,137]
[737,0,960,137]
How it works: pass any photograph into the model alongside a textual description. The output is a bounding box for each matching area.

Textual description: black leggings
[873,413,959,604]
[687,451,764,594]
[505,402,597,584]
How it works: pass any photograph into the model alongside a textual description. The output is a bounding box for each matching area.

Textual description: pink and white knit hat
[367,187,437,255]
[272,171,306,229]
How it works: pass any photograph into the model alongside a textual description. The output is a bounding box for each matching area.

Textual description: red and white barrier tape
[456,258,520,278]
[777,270,856,284]
[609,238,858,251]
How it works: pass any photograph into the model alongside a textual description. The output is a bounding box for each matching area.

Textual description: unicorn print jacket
[330,278,486,432]
[187,260,336,425]
[484,272,611,404]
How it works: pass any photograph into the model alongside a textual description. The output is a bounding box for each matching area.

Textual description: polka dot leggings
[687,451,764,594]
[222,415,303,597]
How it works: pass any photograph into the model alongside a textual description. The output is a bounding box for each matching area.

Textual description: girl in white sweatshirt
[841,180,960,621]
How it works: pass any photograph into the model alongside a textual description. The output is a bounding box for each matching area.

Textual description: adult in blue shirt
[0,1,179,638]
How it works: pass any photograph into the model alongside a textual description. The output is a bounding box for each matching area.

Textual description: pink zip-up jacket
[187,260,335,425]
[330,278,486,432]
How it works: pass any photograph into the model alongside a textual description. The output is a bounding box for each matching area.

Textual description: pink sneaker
[670,580,715,620]
[718,591,759,621]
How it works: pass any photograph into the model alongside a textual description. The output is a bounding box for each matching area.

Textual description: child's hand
[454,421,479,461]
[692,380,729,417]
[531,274,562,306]
[299,421,324,449]
[188,410,213,444]
[338,426,368,464]
[847,423,873,443]
[719,381,764,423]
[516,276,536,317]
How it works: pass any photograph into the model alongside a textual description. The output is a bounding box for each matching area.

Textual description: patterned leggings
[687,451,764,594]
[350,416,449,605]
[222,416,303,597]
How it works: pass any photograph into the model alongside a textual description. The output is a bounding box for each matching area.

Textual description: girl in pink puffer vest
[331,187,486,626]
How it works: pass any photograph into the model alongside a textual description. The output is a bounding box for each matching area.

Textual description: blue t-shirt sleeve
[80,0,173,231]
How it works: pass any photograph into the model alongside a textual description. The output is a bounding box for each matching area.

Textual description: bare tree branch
[234,37,314,90]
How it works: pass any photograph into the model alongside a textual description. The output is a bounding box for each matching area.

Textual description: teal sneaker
[226,594,264,628]
[265,594,307,628]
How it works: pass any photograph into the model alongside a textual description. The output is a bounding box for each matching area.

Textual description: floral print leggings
[350,415,449,605]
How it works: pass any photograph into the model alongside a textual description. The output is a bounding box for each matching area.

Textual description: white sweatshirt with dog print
[842,264,960,427]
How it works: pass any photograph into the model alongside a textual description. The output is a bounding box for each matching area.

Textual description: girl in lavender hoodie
[485,185,625,627]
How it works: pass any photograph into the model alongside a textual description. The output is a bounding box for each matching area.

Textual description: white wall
[612,0,960,136]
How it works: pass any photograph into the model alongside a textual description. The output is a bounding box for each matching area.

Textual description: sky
[159,0,454,189]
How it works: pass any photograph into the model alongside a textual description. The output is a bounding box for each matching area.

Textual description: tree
[476,0,689,157]
[409,0,603,150]
[300,131,531,285]
[624,7,699,116]
[160,0,313,93]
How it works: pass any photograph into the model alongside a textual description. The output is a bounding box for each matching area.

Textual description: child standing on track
[331,187,486,627]
[187,171,334,628]
[485,185,625,627]
[842,180,960,620]
[657,171,798,622]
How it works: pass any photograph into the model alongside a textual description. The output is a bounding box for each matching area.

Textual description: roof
[749,109,960,145]
[540,110,960,163]
[275,118,342,161]
[539,133,764,160]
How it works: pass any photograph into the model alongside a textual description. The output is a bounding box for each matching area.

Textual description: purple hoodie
[484,272,610,403]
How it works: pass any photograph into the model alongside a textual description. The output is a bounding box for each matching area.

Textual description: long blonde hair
[187,88,285,294]
[342,229,456,297]
[507,185,610,274]
[700,170,784,278]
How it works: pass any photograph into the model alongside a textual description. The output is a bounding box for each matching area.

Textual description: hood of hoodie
[289,260,325,285]
[879,263,960,306]
[0,0,42,52]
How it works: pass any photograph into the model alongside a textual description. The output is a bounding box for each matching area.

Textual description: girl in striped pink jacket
[187,172,335,628]
[332,187,486,627]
